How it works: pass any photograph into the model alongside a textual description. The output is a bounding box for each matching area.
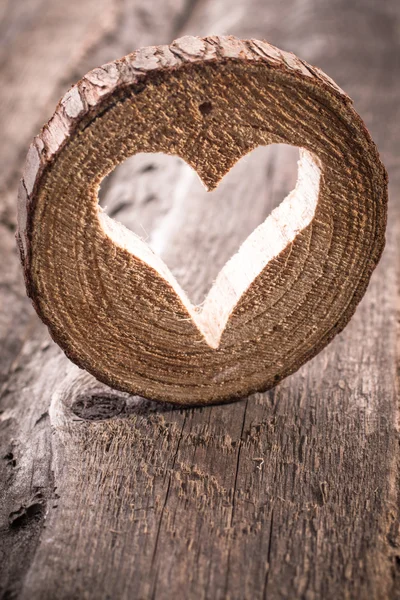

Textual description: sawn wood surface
[0,0,399,599]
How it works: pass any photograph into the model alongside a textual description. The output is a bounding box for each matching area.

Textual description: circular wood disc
[17,35,388,405]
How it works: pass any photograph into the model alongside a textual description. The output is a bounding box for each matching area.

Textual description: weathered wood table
[1,1,399,599]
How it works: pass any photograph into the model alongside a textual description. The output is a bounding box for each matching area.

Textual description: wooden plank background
[0,0,399,598]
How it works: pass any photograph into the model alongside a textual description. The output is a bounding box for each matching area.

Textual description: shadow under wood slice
[70,395,126,420]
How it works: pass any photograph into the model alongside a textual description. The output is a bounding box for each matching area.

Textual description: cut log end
[17,35,388,405]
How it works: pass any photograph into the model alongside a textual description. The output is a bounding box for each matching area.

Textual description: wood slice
[16,35,388,405]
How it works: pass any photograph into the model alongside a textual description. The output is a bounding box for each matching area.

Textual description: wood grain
[1,0,399,599]
[17,36,387,404]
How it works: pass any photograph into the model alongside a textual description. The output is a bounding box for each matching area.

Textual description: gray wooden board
[0,0,399,598]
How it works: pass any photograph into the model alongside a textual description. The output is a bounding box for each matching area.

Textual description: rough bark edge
[15,34,355,275]
[15,34,389,406]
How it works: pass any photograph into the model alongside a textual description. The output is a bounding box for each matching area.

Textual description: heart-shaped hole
[99,145,302,301]
[98,144,320,349]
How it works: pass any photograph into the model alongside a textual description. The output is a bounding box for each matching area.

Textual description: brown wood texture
[17,35,387,405]
[0,0,399,599]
